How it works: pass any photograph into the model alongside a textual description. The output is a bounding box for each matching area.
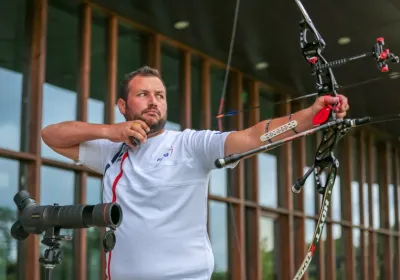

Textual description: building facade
[0,0,399,280]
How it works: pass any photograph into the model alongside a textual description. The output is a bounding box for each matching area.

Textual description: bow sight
[307,37,400,74]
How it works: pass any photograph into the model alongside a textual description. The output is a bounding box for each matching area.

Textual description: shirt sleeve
[75,139,119,174]
[183,129,239,171]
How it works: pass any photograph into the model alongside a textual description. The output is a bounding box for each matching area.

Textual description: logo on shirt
[157,146,173,162]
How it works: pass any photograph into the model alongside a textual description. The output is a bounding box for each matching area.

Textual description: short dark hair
[118,66,165,101]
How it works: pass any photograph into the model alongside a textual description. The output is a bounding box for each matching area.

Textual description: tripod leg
[44,265,53,280]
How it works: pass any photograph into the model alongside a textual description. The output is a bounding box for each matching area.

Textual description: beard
[124,105,166,134]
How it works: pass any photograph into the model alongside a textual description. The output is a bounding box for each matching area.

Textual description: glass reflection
[372,183,380,229]
[353,228,362,280]
[42,2,79,163]
[333,225,345,278]
[388,184,395,229]
[114,22,145,124]
[0,0,28,152]
[161,44,181,126]
[209,201,228,279]
[303,166,315,215]
[86,176,102,280]
[363,183,369,227]
[191,56,202,130]
[210,169,227,197]
[332,177,341,221]
[259,216,276,279]
[258,153,278,207]
[352,181,360,224]
[88,10,107,125]
[0,158,20,280]
[40,166,75,280]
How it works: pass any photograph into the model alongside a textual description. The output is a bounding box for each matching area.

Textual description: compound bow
[215,0,400,279]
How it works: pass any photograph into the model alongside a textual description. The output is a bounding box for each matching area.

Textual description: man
[41,66,349,280]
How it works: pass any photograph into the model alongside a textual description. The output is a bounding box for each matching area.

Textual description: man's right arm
[41,121,112,161]
[41,120,150,162]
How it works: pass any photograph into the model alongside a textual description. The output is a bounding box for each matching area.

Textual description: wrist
[99,124,113,140]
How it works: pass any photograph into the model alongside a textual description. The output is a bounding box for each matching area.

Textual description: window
[353,228,362,279]
[0,0,29,152]
[86,176,102,280]
[0,158,24,280]
[89,9,107,124]
[210,66,226,131]
[161,44,181,131]
[40,166,75,280]
[191,55,202,129]
[259,216,277,279]
[257,88,279,208]
[114,22,146,123]
[41,1,79,163]
[209,201,228,279]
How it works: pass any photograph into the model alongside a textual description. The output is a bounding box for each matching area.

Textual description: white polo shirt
[78,128,235,280]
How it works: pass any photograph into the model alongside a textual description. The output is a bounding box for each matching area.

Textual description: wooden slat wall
[246,80,261,280]
[367,135,377,278]
[358,131,369,280]
[23,0,47,279]
[74,3,91,280]
[229,71,246,280]
[394,148,400,279]
[380,141,392,278]
[105,16,118,125]
[279,97,295,279]
[180,51,192,129]
[342,136,355,280]
[293,100,308,280]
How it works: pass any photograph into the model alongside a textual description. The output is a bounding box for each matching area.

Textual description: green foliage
[260,236,275,279]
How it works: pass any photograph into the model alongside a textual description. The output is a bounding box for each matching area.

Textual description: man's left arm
[224,95,350,157]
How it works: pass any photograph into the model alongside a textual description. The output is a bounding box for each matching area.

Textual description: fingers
[125,120,150,147]
[322,95,340,105]
[335,94,349,119]
[130,120,150,134]
[318,94,349,119]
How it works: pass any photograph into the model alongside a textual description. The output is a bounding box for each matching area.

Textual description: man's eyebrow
[139,89,165,93]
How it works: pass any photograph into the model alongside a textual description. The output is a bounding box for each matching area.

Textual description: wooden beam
[342,136,355,280]
[75,4,91,280]
[180,51,191,129]
[148,34,161,70]
[378,141,392,278]
[228,71,245,280]
[22,0,47,279]
[279,96,294,279]
[358,131,369,280]
[367,134,377,278]
[246,79,261,280]
[293,100,308,280]
[394,147,400,279]
[105,16,118,124]
[201,59,211,130]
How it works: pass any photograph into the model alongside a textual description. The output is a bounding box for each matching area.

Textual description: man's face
[119,75,167,134]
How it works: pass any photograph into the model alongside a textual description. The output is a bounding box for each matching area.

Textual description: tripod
[39,227,72,280]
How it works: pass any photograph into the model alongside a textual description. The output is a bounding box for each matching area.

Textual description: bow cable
[217,0,241,132]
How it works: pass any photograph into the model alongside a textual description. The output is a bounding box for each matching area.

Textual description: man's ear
[117,98,126,115]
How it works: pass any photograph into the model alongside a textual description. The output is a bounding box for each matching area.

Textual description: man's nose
[148,94,158,105]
